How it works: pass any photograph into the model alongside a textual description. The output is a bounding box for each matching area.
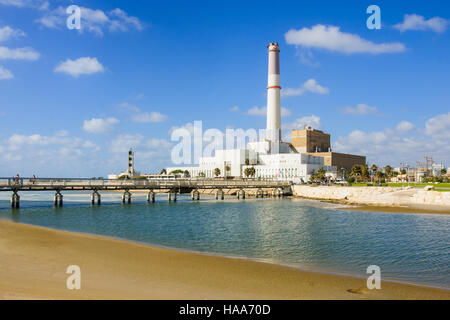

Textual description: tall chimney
[266,42,281,142]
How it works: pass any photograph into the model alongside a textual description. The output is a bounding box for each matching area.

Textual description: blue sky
[0,0,449,177]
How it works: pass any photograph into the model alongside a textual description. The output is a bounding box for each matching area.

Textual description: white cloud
[0,46,40,60]
[247,106,266,116]
[0,26,25,42]
[425,112,450,139]
[334,116,450,166]
[54,57,104,77]
[285,24,406,54]
[110,134,143,153]
[83,117,119,134]
[117,102,140,113]
[394,14,449,33]
[37,6,144,36]
[109,8,144,31]
[109,134,172,157]
[247,106,291,117]
[396,120,414,132]
[0,65,13,79]
[283,79,329,97]
[145,138,173,149]
[0,130,105,176]
[338,104,378,115]
[0,0,47,9]
[229,105,239,112]
[6,131,97,151]
[0,0,29,7]
[285,115,322,130]
[296,48,320,67]
[131,112,167,123]
[117,102,167,123]
[82,140,99,150]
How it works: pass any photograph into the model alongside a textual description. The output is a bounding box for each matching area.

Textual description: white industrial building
[167,43,336,182]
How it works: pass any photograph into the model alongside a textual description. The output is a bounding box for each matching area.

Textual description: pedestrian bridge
[0,177,292,208]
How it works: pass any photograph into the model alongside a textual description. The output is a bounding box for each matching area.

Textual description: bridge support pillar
[191,190,200,201]
[256,189,264,198]
[279,188,284,198]
[91,191,101,206]
[215,189,224,200]
[11,191,20,209]
[147,191,155,203]
[54,190,63,207]
[122,191,131,204]
[168,192,177,202]
[271,189,277,197]
[237,190,245,199]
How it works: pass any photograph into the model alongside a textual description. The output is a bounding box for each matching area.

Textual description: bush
[132,176,147,180]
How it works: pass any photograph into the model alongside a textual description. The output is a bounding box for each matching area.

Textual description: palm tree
[316,168,327,182]
[384,165,392,181]
[350,165,362,182]
[244,167,256,178]
[198,172,205,178]
[376,171,385,184]
[160,168,167,175]
[361,165,370,182]
[214,168,221,177]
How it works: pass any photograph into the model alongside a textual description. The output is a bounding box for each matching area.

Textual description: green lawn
[347,183,450,188]
[387,183,450,188]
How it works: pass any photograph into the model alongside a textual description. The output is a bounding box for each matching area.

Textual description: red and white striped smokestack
[266,42,281,142]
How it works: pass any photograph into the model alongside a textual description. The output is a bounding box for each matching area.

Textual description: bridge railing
[0,177,291,189]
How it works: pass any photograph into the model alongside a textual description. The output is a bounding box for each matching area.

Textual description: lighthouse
[266,42,281,143]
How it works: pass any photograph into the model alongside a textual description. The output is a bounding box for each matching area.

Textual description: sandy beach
[0,220,448,300]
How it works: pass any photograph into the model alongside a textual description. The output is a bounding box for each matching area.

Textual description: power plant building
[167,43,342,181]
[292,127,366,171]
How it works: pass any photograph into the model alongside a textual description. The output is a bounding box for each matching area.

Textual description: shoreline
[297,197,450,214]
[0,220,448,300]
[292,185,450,214]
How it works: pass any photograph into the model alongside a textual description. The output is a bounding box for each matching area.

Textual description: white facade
[167,149,336,182]
[168,149,248,178]
[243,153,334,182]
[432,163,445,176]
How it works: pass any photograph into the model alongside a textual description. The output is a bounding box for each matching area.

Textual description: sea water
[0,191,448,289]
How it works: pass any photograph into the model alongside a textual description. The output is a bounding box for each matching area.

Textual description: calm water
[0,191,449,289]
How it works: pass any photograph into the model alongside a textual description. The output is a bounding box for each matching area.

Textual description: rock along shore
[292,185,450,212]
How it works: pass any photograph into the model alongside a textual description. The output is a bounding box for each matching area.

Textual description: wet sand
[0,220,448,300]
[339,204,450,214]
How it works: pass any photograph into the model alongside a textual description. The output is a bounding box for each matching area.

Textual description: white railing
[0,177,291,190]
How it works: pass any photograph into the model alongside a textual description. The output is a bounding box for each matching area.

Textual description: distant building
[432,163,445,177]
[291,126,366,171]
[108,149,141,179]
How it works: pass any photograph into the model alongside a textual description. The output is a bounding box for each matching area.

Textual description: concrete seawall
[292,185,450,210]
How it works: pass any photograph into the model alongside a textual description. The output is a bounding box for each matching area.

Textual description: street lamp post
[406,164,410,187]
